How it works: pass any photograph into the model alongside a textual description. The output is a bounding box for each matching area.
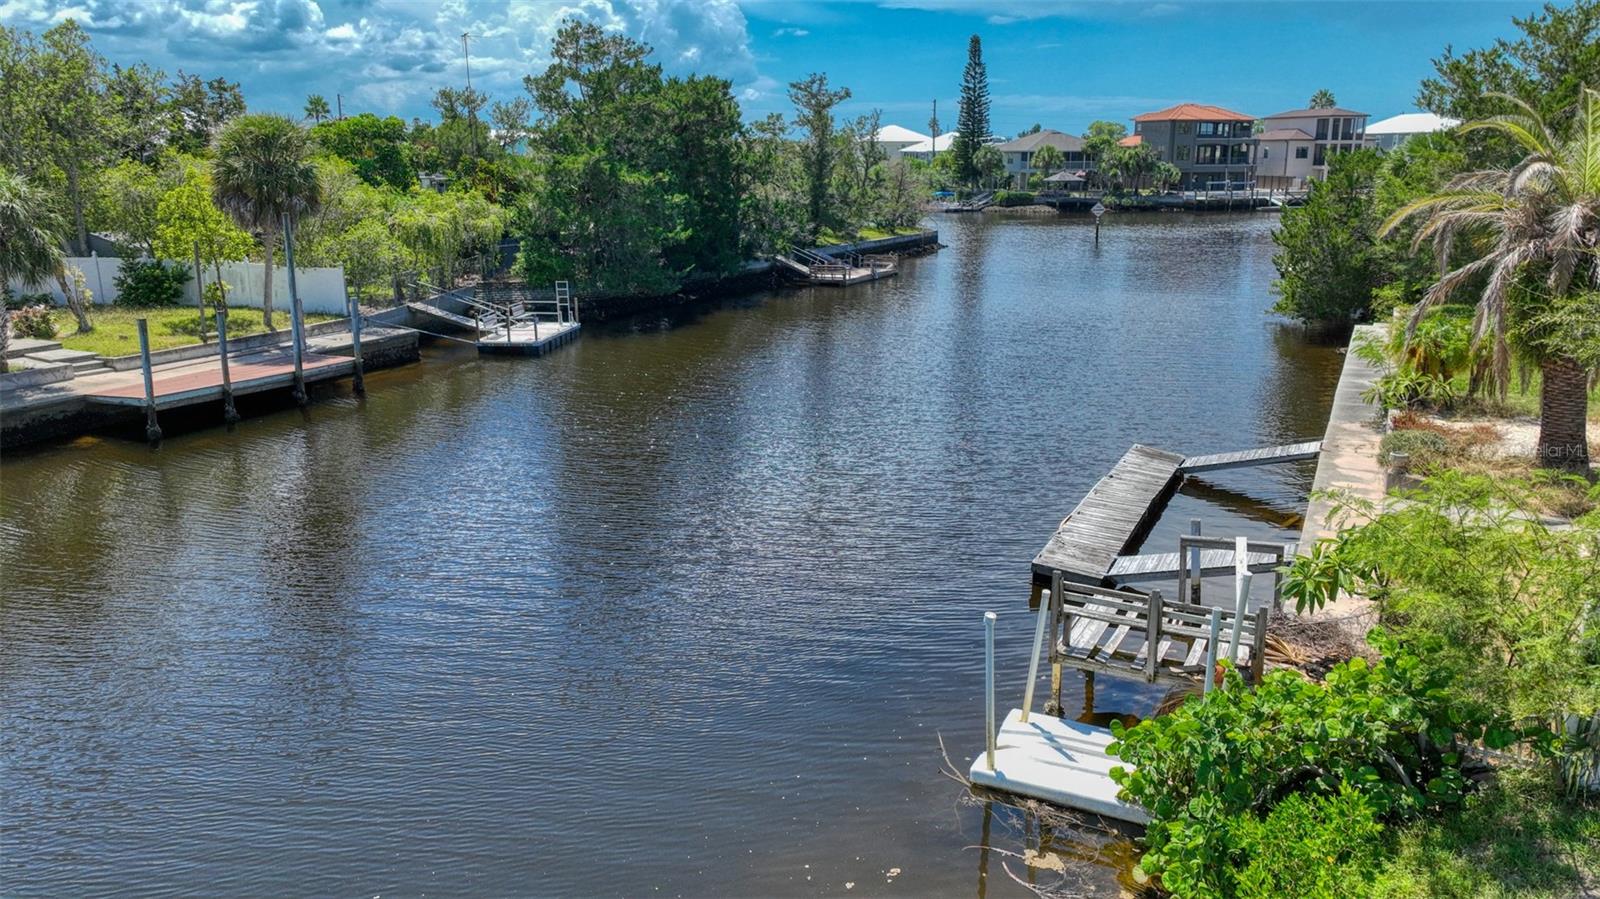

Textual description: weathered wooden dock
[405,280,582,356]
[776,248,898,286]
[81,348,352,410]
[1031,444,1185,587]
[1032,441,1320,589]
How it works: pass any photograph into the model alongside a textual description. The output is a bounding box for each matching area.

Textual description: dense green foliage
[310,114,416,191]
[1284,473,1600,733]
[112,260,190,308]
[1110,638,1509,898]
[1271,149,1387,325]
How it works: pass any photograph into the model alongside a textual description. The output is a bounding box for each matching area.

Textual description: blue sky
[0,0,1535,134]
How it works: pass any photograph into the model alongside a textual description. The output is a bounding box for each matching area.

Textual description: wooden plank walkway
[1032,445,1185,585]
[82,349,351,410]
[969,709,1148,824]
[1178,440,1322,474]
[1050,582,1265,686]
[1108,548,1286,582]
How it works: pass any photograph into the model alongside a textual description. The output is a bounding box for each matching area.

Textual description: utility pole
[462,31,480,160]
[928,99,940,160]
[336,93,343,121]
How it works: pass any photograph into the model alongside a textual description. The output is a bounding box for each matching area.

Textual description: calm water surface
[1,213,1343,896]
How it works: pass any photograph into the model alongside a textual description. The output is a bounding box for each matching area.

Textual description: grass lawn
[1372,768,1600,899]
[49,307,339,357]
[1446,368,1600,420]
[813,225,925,246]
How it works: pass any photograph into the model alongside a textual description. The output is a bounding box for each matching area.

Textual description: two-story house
[1255,106,1371,186]
[1128,103,1257,191]
[993,130,1090,189]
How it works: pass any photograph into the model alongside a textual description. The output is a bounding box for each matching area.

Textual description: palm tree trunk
[1,307,10,374]
[261,227,277,331]
[1537,356,1591,472]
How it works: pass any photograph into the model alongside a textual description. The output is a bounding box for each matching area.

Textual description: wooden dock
[776,249,898,286]
[1108,547,1285,582]
[83,348,352,410]
[1031,445,1185,586]
[1179,440,1322,474]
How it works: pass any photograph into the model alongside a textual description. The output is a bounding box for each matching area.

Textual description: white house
[900,131,958,162]
[1366,112,1460,150]
[873,124,931,161]
[1254,127,1316,191]
[992,130,1089,189]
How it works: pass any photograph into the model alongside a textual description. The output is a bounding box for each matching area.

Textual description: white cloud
[1,0,763,117]
[772,26,808,36]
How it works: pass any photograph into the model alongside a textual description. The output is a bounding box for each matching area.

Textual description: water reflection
[2,212,1339,897]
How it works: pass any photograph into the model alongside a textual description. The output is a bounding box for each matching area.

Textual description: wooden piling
[1144,589,1162,682]
[137,318,161,444]
[1204,608,1222,694]
[1048,570,1064,715]
[1187,519,1202,603]
[347,291,366,396]
[282,213,307,406]
[216,306,240,424]
[1251,606,1269,684]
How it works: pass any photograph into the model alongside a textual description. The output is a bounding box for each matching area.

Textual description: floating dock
[969,709,1147,824]
[775,249,898,286]
[405,280,582,356]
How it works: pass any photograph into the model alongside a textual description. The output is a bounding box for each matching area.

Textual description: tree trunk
[261,227,277,331]
[1537,356,1591,473]
[55,269,92,333]
[1,307,10,374]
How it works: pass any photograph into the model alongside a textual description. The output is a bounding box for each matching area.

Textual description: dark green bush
[1108,637,1509,898]
[993,190,1037,207]
[1230,787,1386,898]
[113,260,191,308]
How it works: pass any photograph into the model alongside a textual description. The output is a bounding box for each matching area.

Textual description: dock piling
[347,291,366,396]
[216,306,240,424]
[1021,589,1050,723]
[1187,519,1203,603]
[1230,537,1251,664]
[1048,570,1064,715]
[984,611,997,771]
[137,318,161,444]
[283,213,308,406]
[1204,608,1222,694]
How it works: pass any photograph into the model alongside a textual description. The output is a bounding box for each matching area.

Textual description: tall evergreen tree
[953,34,989,186]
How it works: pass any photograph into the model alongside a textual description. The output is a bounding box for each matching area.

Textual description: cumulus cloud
[0,0,762,118]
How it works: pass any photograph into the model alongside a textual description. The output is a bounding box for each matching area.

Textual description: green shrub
[993,190,1037,207]
[1379,428,1450,467]
[1231,787,1386,898]
[11,305,57,339]
[113,260,191,308]
[1108,639,1508,898]
[1364,368,1457,410]
[1283,472,1600,756]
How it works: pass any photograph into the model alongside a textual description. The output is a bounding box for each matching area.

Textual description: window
[1340,118,1353,140]
[1294,146,1308,159]
[1315,118,1329,140]
[1313,144,1326,166]
[1178,122,1193,134]
[1261,147,1270,158]
[1198,122,1216,136]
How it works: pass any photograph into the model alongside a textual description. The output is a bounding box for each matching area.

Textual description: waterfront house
[1365,112,1459,150]
[1129,103,1257,191]
[873,124,931,161]
[1256,106,1371,185]
[900,131,958,162]
[994,129,1090,189]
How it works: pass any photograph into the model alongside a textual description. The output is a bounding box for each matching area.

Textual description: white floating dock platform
[969,709,1148,825]
[476,321,581,356]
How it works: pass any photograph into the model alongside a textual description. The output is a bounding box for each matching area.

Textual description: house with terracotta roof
[1129,103,1257,190]
[1256,106,1372,187]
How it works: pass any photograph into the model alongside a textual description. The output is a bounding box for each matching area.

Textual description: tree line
[0,17,932,338]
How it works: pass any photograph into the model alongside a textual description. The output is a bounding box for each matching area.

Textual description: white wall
[8,256,350,315]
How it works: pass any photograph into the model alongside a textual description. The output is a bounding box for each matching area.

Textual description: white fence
[7,255,350,315]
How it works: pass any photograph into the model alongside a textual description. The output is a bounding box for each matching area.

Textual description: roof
[1257,128,1314,141]
[873,124,930,144]
[1132,103,1253,123]
[1043,170,1090,182]
[1118,134,1142,147]
[1366,112,1460,135]
[994,129,1085,153]
[901,131,958,153]
[1264,106,1368,119]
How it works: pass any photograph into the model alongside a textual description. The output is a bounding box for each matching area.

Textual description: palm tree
[211,114,322,331]
[0,168,82,366]
[1309,89,1337,109]
[1031,144,1065,188]
[304,94,330,124]
[1381,89,1599,472]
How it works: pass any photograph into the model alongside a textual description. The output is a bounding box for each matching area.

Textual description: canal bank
[0,213,1339,897]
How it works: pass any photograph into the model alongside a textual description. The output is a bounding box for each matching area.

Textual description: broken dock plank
[1178,440,1322,474]
[1108,548,1289,582]
[1032,444,1185,586]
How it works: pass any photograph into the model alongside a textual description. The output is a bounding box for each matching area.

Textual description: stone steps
[5,338,62,359]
